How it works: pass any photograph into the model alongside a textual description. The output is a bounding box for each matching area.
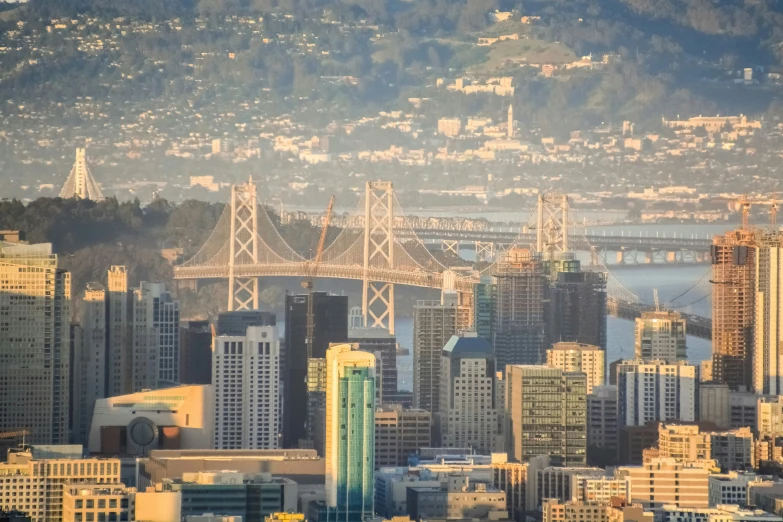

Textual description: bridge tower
[59,147,104,201]
[363,181,395,334]
[536,193,569,257]
[227,180,259,311]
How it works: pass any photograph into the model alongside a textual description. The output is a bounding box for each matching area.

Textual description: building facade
[617,360,698,428]
[413,293,470,415]
[438,333,501,453]
[73,284,108,445]
[547,342,606,394]
[753,231,783,395]
[131,282,180,391]
[283,292,348,449]
[634,310,687,362]
[506,365,587,466]
[617,457,710,510]
[548,270,607,351]
[375,406,431,468]
[212,324,281,449]
[712,229,757,390]
[0,242,71,444]
[587,385,618,466]
[325,345,375,522]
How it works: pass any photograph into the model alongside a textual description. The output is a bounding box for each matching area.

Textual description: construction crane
[0,429,30,446]
[303,195,335,359]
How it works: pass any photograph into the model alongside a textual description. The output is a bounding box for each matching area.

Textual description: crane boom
[304,196,335,359]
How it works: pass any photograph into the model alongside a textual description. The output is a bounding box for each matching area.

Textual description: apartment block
[754,231,783,394]
[617,360,698,427]
[547,342,606,394]
[588,385,618,466]
[62,484,134,522]
[617,457,710,510]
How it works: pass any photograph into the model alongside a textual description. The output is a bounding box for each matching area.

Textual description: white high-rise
[617,360,698,427]
[753,231,783,394]
[212,324,281,449]
[546,342,605,394]
[0,242,71,444]
[132,282,179,391]
[634,310,687,362]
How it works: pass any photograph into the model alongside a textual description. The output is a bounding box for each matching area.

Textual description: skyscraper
[107,265,130,396]
[548,270,607,350]
[283,292,348,448]
[179,320,212,385]
[72,283,108,445]
[634,310,687,362]
[413,292,471,415]
[753,231,783,394]
[0,242,71,444]
[438,333,501,453]
[506,365,587,466]
[131,282,180,392]
[212,321,281,449]
[325,344,375,522]
[493,248,548,368]
[347,328,399,405]
[712,229,757,390]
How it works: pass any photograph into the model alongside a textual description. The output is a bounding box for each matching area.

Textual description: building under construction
[492,248,549,368]
[548,267,607,351]
[711,228,758,390]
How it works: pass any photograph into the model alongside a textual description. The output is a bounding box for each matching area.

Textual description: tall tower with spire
[60,148,104,200]
[507,105,514,139]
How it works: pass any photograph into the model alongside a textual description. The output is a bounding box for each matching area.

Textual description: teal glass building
[325,345,376,522]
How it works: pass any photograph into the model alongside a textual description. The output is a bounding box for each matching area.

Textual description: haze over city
[1,1,783,522]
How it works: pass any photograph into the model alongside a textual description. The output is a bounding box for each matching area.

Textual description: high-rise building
[753,231,783,395]
[491,456,527,520]
[438,333,501,453]
[493,248,548,368]
[712,229,757,390]
[546,342,605,394]
[212,322,281,449]
[325,344,375,522]
[634,310,687,362]
[474,276,496,343]
[131,282,180,391]
[413,293,470,415]
[347,328,399,405]
[506,365,587,466]
[0,242,71,444]
[548,271,607,350]
[587,385,618,467]
[73,284,108,445]
[0,446,121,522]
[283,292,348,449]
[216,311,276,336]
[374,405,431,468]
[179,320,212,385]
[757,396,783,437]
[617,359,698,428]
[107,266,130,396]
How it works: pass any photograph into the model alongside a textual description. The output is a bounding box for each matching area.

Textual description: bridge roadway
[173,262,479,293]
[398,229,713,252]
[607,297,712,340]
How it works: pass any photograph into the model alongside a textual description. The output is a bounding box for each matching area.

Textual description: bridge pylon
[228,181,259,311]
[536,193,569,258]
[363,181,395,334]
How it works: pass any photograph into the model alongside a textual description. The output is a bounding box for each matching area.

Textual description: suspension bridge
[173,181,712,339]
